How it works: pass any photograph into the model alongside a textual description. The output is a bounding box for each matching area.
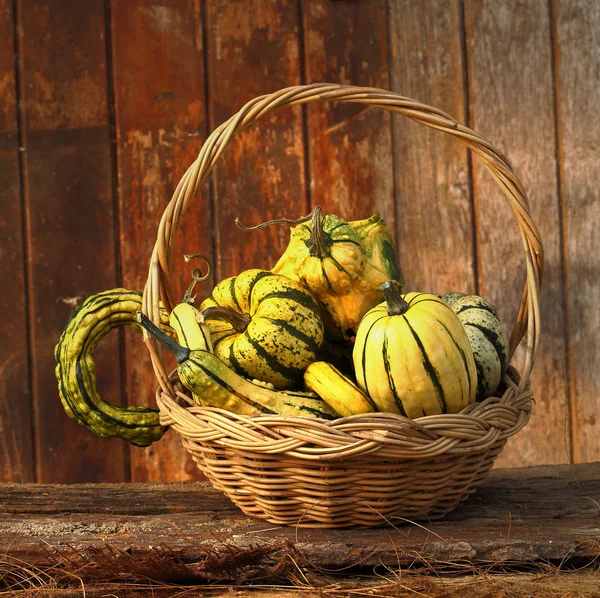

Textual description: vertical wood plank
[0,0,34,482]
[466,0,569,467]
[554,0,600,463]
[110,0,210,482]
[205,0,305,280]
[18,0,126,482]
[302,0,395,234]
[388,1,475,295]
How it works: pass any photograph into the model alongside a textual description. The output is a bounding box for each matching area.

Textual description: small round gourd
[353,282,477,418]
[199,269,324,390]
[442,292,509,400]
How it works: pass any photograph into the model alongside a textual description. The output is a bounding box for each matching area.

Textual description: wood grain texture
[465,0,569,467]
[388,0,475,296]
[1,464,599,573]
[554,0,600,463]
[18,0,126,482]
[110,0,210,482]
[302,0,395,232]
[205,0,305,280]
[0,0,34,482]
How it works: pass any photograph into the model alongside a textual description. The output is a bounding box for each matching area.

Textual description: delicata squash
[237,205,403,338]
[137,312,338,420]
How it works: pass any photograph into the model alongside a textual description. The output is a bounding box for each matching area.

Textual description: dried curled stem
[234,206,320,232]
[234,205,330,258]
[302,205,330,258]
[182,254,212,303]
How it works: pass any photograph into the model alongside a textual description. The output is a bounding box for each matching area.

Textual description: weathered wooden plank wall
[0,0,598,483]
[555,0,600,464]
[465,0,568,467]
[110,0,211,482]
[206,0,306,279]
[14,0,127,483]
[0,0,33,483]
[304,0,395,228]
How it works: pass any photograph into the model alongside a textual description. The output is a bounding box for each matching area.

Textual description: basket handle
[142,83,543,397]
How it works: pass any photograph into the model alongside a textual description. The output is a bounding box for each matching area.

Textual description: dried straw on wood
[141,84,542,528]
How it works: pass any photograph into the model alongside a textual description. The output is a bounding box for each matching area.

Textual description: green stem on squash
[136,312,190,364]
[380,281,410,316]
[199,306,251,332]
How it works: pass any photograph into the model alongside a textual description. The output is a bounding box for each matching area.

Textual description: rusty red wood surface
[16,0,126,482]
[303,0,395,232]
[0,0,33,482]
[205,0,306,279]
[110,0,210,482]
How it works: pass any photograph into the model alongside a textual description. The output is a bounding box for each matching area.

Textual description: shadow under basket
[143,83,542,529]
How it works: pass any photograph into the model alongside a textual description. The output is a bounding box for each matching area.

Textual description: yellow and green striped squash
[54,289,173,447]
[200,269,324,390]
[353,283,477,419]
[136,312,339,420]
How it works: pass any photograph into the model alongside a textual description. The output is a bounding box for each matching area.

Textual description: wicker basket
[141,84,542,529]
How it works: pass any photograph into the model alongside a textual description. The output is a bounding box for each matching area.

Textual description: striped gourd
[169,300,214,407]
[442,292,509,400]
[54,289,173,447]
[353,282,477,418]
[199,269,324,390]
[137,313,339,420]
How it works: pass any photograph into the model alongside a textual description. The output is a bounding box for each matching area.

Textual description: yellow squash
[254,206,403,338]
[304,361,376,417]
[353,282,477,418]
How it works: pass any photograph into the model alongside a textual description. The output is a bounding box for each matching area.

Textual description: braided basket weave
[142,84,543,528]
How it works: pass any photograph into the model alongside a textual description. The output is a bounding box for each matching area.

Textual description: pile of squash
[55,206,509,447]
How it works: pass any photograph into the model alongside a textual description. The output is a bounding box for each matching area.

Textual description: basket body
[144,84,542,528]
[197,447,502,528]
[157,367,531,528]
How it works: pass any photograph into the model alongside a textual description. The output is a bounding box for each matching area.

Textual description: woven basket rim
[141,82,543,440]
[155,365,532,462]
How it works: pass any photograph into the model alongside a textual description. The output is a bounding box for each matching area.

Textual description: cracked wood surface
[1,463,599,577]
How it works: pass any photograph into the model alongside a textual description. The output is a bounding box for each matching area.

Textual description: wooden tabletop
[1,462,599,595]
